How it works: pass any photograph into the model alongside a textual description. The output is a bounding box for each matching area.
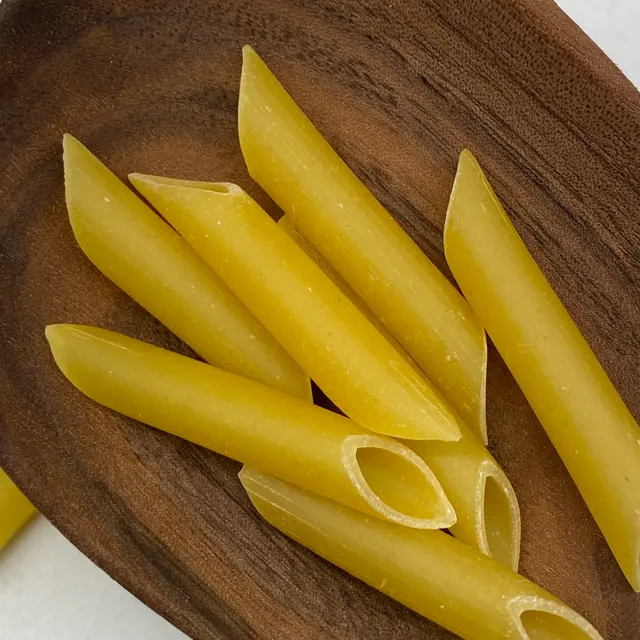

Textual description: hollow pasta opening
[129,174,238,196]
[520,609,600,640]
[357,447,439,520]
[343,435,456,529]
[482,472,520,570]
[511,597,602,640]
[199,182,231,194]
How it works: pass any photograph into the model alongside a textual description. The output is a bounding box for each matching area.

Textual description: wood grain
[1,0,639,637]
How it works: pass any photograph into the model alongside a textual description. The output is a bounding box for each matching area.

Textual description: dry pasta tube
[238,45,488,444]
[240,467,602,640]
[46,324,455,530]
[445,149,640,591]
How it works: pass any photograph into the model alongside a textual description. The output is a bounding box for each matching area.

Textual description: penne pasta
[130,175,462,443]
[277,216,408,360]
[238,46,488,444]
[63,135,310,401]
[407,429,520,570]
[445,149,640,591]
[239,467,602,640]
[279,216,520,568]
[0,466,36,552]
[46,324,456,530]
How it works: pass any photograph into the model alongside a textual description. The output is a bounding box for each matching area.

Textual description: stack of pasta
[47,46,640,639]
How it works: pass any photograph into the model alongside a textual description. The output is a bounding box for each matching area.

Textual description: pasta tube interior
[445,149,640,591]
[238,45,489,444]
[130,174,462,443]
[408,428,521,570]
[63,135,310,402]
[239,467,602,640]
[46,324,456,530]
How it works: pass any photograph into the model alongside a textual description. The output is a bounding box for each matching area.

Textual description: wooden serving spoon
[0,0,638,637]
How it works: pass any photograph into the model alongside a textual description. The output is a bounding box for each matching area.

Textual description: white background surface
[0,1,638,639]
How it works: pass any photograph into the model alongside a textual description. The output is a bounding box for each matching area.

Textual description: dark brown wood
[1,0,639,637]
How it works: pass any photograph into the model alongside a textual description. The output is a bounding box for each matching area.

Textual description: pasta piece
[408,428,520,570]
[277,216,409,360]
[63,135,310,401]
[46,324,455,530]
[0,466,36,552]
[279,215,520,568]
[238,46,488,444]
[239,468,602,640]
[445,149,640,590]
[130,175,461,443]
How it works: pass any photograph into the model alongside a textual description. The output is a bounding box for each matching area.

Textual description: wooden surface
[1,0,639,637]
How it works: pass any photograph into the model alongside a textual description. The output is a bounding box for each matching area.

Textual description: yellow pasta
[63,135,310,401]
[238,46,488,444]
[130,175,461,442]
[407,428,520,570]
[277,216,409,360]
[46,324,455,529]
[280,216,520,567]
[0,466,36,552]
[445,149,640,590]
[240,467,602,640]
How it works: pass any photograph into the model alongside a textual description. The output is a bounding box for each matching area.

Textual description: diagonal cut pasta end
[410,431,520,567]
[479,462,521,571]
[238,44,314,188]
[63,134,127,230]
[239,44,274,123]
[129,174,248,246]
[62,132,88,165]
[630,522,640,592]
[477,331,489,446]
[241,44,260,74]
[511,596,603,640]
[443,148,484,263]
[46,324,83,381]
[63,133,113,234]
[239,45,288,127]
[128,175,252,249]
[343,434,456,530]
[130,173,239,197]
[62,132,81,162]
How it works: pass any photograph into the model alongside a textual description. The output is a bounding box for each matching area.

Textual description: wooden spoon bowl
[1,0,639,637]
